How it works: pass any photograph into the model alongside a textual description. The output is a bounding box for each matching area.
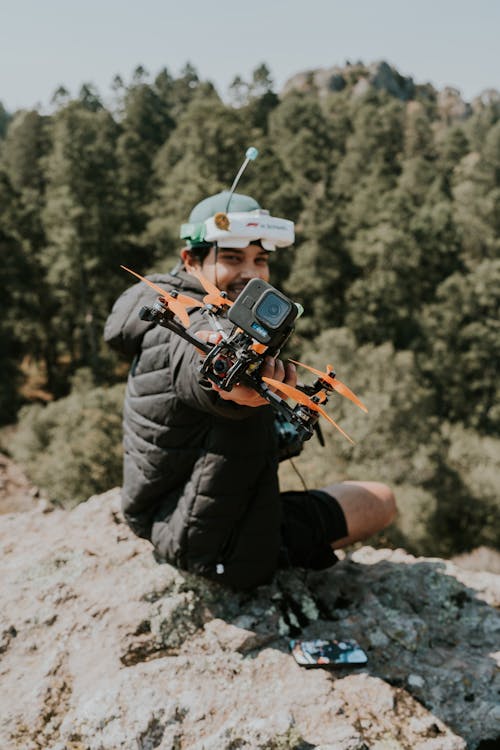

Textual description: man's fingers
[284,362,297,387]
[196,330,222,345]
[261,355,275,380]
[217,383,268,406]
[194,330,222,355]
[273,358,285,383]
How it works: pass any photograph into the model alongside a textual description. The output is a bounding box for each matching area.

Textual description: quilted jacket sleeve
[103,282,158,357]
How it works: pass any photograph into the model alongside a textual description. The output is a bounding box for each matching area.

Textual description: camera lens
[255,292,291,329]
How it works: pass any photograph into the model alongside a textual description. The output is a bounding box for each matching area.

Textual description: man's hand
[215,356,297,407]
[195,331,297,407]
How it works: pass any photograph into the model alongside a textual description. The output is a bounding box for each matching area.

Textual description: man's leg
[320,481,397,550]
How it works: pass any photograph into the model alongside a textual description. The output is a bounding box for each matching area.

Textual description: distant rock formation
[437,87,472,123]
[1,488,499,749]
[282,60,499,124]
[283,61,418,100]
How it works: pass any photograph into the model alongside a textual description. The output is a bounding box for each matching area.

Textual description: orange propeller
[262,377,355,445]
[190,267,233,309]
[121,265,203,328]
[289,360,368,413]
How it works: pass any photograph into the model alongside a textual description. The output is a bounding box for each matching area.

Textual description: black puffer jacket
[104,269,281,590]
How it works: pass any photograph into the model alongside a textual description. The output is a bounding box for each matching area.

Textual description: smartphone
[289,638,368,668]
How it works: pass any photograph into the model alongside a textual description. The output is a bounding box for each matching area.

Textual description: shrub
[10,370,124,507]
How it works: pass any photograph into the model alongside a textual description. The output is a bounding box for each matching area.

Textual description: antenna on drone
[225,146,259,211]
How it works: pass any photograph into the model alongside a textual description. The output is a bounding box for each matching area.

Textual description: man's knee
[322,480,397,547]
[371,482,397,528]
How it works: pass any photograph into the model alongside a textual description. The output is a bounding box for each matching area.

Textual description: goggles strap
[214,243,219,290]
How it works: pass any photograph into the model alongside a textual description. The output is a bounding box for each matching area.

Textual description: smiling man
[104,191,396,590]
[183,244,270,302]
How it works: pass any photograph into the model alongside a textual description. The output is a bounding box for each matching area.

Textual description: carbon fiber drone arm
[138,302,212,354]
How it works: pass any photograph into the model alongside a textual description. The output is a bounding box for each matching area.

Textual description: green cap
[189,191,260,222]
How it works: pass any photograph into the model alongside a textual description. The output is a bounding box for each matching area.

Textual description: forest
[0,61,498,558]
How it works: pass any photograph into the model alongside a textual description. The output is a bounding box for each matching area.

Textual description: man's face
[185,244,271,302]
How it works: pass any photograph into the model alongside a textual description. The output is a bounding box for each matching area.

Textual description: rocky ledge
[1,489,499,749]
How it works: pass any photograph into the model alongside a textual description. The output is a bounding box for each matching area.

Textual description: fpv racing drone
[121,265,367,447]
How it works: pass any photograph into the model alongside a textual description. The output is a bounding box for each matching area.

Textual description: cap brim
[260,240,276,251]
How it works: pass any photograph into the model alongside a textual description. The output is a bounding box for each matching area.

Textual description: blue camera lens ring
[255,291,291,329]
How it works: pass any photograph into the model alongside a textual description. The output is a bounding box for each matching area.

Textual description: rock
[282,60,499,117]
[0,452,46,514]
[452,546,500,574]
[408,673,425,688]
[471,88,500,113]
[283,60,416,101]
[1,488,499,749]
[437,87,472,123]
[368,60,415,100]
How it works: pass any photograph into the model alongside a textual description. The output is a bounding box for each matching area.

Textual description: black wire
[289,458,309,492]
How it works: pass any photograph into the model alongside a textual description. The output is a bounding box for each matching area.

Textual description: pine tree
[420,260,500,432]
[0,173,29,422]
[145,91,248,265]
[0,101,11,138]
[41,99,122,382]
[0,110,59,390]
[269,91,333,189]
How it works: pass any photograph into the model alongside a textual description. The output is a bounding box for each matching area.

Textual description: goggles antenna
[226,146,259,211]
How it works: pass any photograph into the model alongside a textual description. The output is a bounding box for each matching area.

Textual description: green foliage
[115,74,176,248]
[345,224,422,346]
[333,92,405,203]
[463,92,500,151]
[284,187,355,334]
[145,93,249,262]
[10,372,124,507]
[292,328,437,487]
[419,261,500,432]
[228,64,279,132]
[0,171,34,423]
[422,423,500,556]
[0,102,10,138]
[41,101,124,380]
[269,92,333,188]
[445,422,500,541]
[0,111,57,384]
[402,101,435,160]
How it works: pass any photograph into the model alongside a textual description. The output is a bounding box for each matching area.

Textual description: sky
[0,0,499,113]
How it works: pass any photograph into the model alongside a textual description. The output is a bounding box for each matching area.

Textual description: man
[104,191,396,591]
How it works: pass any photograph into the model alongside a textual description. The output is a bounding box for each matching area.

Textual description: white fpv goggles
[180,208,295,251]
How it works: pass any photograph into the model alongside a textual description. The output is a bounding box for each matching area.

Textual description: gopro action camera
[228,278,301,352]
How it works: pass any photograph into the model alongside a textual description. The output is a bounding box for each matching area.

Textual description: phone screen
[290,638,368,667]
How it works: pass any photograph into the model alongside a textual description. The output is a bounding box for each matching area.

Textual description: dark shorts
[279,490,348,571]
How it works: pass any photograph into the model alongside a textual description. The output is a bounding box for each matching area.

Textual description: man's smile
[227,281,249,299]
